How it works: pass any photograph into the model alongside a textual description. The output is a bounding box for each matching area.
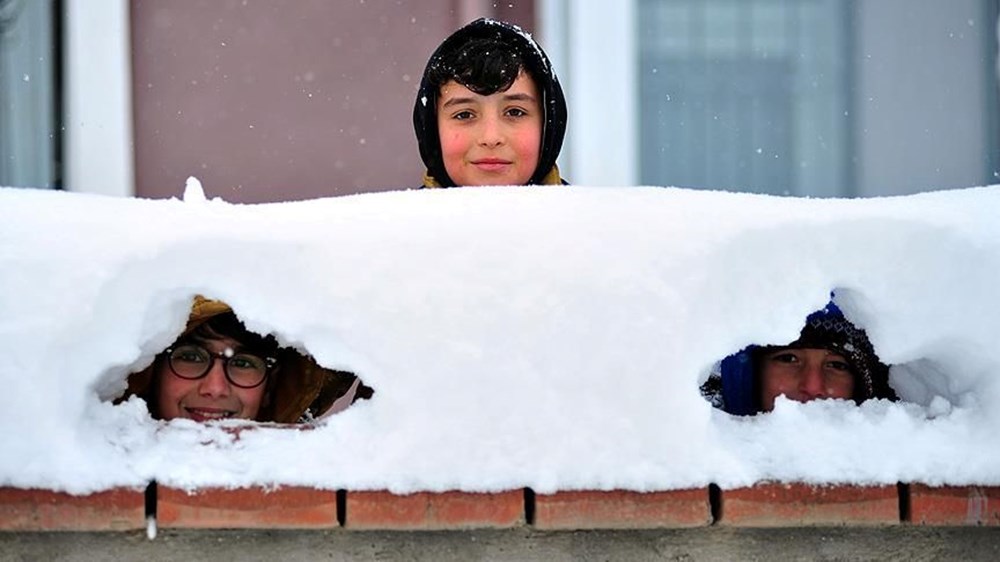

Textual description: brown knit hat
[183,295,233,333]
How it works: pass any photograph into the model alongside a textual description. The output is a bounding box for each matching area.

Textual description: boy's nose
[798,362,827,399]
[198,359,231,398]
[478,116,504,147]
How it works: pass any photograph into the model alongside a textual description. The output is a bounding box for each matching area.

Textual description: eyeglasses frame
[162,343,278,389]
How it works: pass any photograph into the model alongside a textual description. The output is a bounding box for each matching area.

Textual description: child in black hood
[413,18,568,187]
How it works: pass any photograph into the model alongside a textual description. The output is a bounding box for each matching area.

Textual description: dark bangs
[185,312,280,358]
[428,37,526,96]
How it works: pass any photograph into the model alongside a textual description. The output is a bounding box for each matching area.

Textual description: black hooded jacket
[413,18,568,187]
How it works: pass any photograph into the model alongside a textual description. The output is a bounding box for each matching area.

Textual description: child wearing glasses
[153,303,278,422]
[413,18,568,187]
[122,297,372,423]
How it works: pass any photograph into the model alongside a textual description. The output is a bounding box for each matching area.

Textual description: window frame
[63,0,133,196]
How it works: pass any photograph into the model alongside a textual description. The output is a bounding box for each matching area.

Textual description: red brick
[345,490,524,530]
[910,484,1000,526]
[157,485,337,529]
[0,487,146,531]
[533,489,710,530]
[719,483,899,526]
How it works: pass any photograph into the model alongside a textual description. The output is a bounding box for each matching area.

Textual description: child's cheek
[442,132,468,158]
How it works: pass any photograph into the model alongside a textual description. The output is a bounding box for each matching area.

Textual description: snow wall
[1,185,998,494]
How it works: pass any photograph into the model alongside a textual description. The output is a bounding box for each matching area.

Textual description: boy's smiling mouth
[472,158,512,172]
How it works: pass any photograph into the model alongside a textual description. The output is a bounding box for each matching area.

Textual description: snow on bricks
[4,187,1000,531]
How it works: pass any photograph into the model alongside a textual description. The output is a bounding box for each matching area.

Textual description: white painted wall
[539,0,638,186]
[64,0,134,197]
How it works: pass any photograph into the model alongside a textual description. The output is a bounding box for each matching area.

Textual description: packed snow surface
[1,184,998,494]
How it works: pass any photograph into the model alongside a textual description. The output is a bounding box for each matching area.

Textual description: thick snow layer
[1,184,999,494]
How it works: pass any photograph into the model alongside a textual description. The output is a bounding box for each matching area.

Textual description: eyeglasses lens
[226,353,267,387]
[168,344,267,388]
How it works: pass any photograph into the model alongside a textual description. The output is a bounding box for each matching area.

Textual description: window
[546,0,998,196]
[0,0,61,189]
[638,0,851,196]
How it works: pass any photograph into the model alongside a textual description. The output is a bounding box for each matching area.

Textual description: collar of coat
[422,165,564,188]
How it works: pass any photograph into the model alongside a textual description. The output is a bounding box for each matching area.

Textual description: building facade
[1,0,996,200]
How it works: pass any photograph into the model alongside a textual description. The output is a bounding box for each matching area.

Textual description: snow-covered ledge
[1,184,998,494]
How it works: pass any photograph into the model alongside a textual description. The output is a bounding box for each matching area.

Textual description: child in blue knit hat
[702,303,896,415]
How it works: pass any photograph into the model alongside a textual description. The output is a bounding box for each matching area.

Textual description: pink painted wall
[130,0,536,202]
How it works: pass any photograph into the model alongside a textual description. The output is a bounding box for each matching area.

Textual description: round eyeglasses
[164,343,276,389]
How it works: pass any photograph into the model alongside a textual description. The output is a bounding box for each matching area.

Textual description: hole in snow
[700,298,898,416]
[111,296,373,425]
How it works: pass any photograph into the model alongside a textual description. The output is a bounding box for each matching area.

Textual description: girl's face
[436,71,543,186]
[155,334,269,422]
[758,347,855,411]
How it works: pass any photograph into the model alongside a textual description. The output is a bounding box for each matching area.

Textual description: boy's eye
[826,360,851,372]
[769,352,799,364]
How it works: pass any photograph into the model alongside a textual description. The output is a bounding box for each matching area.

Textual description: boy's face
[155,333,268,422]
[436,71,542,186]
[757,347,855,412]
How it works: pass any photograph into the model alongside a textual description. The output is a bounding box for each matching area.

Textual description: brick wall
[3,482,998,531]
